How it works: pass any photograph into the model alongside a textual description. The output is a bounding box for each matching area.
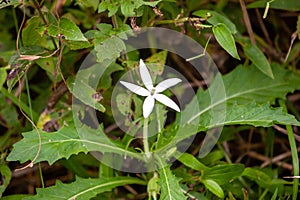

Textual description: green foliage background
[0,0,300,199]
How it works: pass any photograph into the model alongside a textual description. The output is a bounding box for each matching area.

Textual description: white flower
[120,59,182,118]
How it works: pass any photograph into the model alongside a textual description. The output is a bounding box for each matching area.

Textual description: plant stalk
[279,100,299,200]
[143,117,150,158]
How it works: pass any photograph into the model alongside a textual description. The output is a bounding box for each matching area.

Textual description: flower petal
[155,78,182,93]
[120,81,149,96]
[154,94,180,112]
[139,59,153,91]
[143,95,155,118]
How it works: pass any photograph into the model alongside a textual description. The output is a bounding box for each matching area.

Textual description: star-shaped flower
[120,59,182,118]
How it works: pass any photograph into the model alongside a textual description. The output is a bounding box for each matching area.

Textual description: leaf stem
[279,99,299,200]
[143,117,150,158]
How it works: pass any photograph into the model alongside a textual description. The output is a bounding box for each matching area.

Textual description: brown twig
[273,125,300,143]
[261,147,300,168]
[255,9,272,45]
[46,81,68,111]
[239,0,256,45]
[247,151,293,170]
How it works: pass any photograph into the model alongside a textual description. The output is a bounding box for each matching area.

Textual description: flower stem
[143,117,150,158]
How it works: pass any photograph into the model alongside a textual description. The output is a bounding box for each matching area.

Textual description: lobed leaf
[157,64,300,153]
[156,157,186,200]
[203,102,300,129]
[158,165,187,200]
[6,124,142,165]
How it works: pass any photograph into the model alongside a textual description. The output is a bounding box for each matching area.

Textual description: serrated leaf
[203,102,300,129]
[190,64,300,123]
[212,23,240,60]
[202,179,224,198]
[46,17,87,41]
[193,10,237,34]
[158,64,300,152]
[243,41,274,79]
[177,153,209,171]
[24,176,145,200]
[0,164,11,198]
[202,164,244,185]
[247,0,300,11]
[0,67,7,91]
[6,124,142,165]
[158,165,187,200]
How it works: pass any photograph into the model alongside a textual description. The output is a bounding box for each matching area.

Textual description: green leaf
[0,67,7,91]
[0,0,21,9]
[0,164,11,198]
[242,168,272,188]
[177,152,209,171]
[158,64,300,151]
[203,102,300,129]
[121,0,161,17]
[271,188,278,200]
[193,10,237,34]
[212,23,240,60]
[24,176,146,200]
[98,0,161,17]
[202,179,224,198]
[99,62,124,89]
[98,1,119,17]
[116,93,131,115]
[146,50,168,76]
[247,0,300,11]
[202,164,244,185]
[94,36,126,62]
[1,195,32,200]
[243,41,274,79]
[147,173,160,200]
[67,77,106,113]
[22,16,44,46]
[158,165,187,200]
[6,124,142,165]
[75,0,99,11]
[46,17,87,41]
